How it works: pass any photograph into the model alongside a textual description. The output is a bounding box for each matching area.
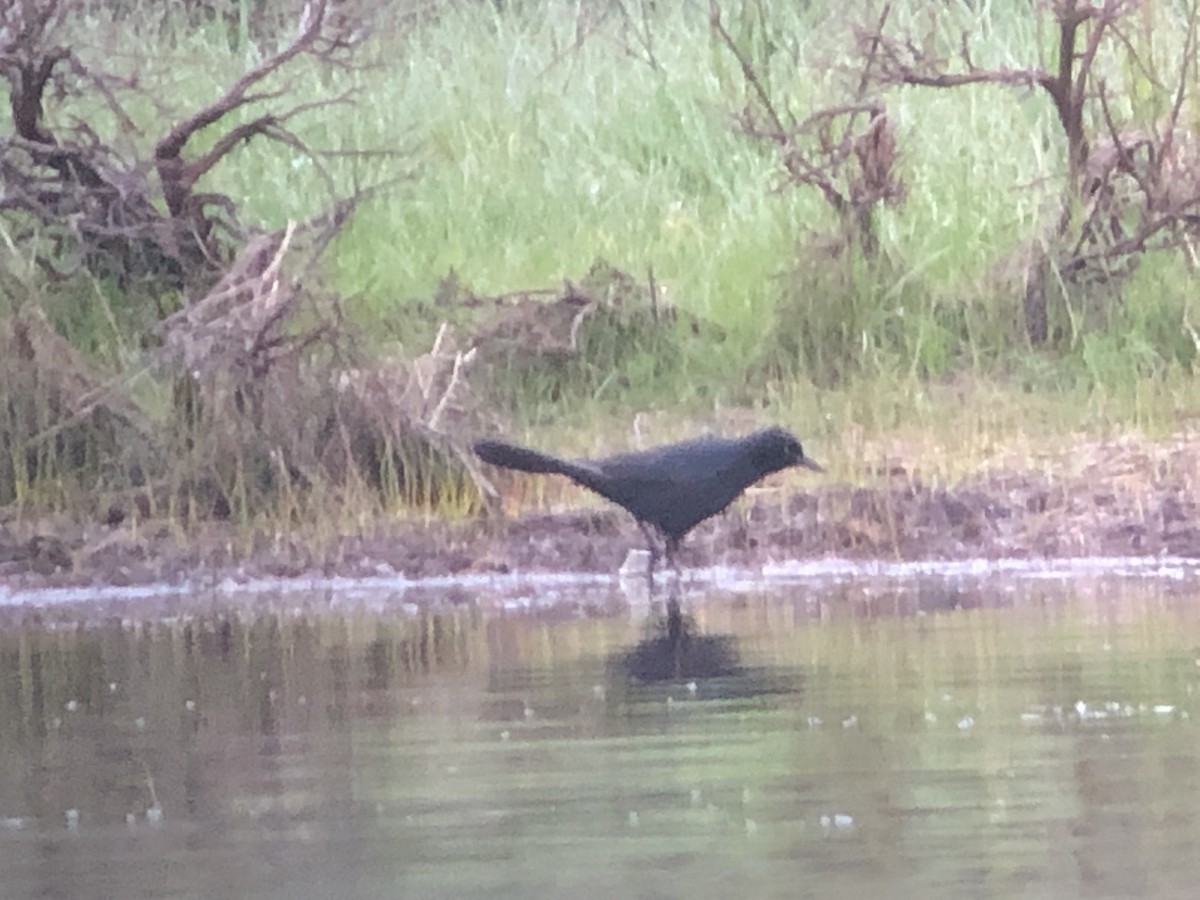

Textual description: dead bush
[861,0,1200,347]
[0,0,493,522]
[462,259,700,417]
[0,0,381,291]
[0,306,156,509]
[710,1,906,258]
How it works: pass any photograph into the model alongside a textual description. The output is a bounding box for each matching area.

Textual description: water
[3,562,1200,898]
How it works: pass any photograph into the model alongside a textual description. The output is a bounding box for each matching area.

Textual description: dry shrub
[711,0,906,257]
[0,306,158,508]
[862,0,1200,347]
[0,0,391,293]
[0,212,504,523]
[1075,123,1200,279]
[1,240,694,524]
[464,259,689,414]
[152,218,497,521]
[331,325,496,510]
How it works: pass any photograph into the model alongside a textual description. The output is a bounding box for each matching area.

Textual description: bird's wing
[565,458,681,500]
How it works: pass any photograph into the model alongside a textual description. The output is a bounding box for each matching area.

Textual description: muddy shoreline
[3,433,1199,590]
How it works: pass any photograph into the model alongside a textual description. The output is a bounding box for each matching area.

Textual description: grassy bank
[2,0,1199,525]
[332,0,1197,394]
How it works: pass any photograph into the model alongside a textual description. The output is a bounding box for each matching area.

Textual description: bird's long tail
[473,438,578,477]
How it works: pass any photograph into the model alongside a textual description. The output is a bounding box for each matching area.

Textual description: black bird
[473,426,823,572]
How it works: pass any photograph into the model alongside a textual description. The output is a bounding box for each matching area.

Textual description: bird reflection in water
[621,595,742,684]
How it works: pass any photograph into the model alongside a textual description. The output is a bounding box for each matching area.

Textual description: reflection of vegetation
[0,606,493,829]
[7,2,1200,529]
[0,585,1198,898]
[0,609,475,743]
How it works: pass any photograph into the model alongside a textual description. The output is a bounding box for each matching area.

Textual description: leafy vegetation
[3,0,1200,527]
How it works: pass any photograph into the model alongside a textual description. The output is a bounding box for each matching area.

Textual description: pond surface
[3,560,1200,899]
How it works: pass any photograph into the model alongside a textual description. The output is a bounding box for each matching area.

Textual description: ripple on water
[2,566,1200,897]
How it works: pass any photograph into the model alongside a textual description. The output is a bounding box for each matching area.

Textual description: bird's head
[750,426,824,475]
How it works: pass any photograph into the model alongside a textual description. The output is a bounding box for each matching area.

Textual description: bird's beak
[799,456,824,473]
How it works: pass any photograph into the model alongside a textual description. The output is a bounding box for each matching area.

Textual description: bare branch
[1162,1,1199,153]
[155,0,329,161]
[709,0,790,136]
[1,0,402,292]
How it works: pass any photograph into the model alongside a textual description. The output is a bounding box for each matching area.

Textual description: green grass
[4,0,1200,519]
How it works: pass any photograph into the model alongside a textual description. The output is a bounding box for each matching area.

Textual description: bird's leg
[664,536,682,582]
[637,520,661,591]
[665,593,684,679]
